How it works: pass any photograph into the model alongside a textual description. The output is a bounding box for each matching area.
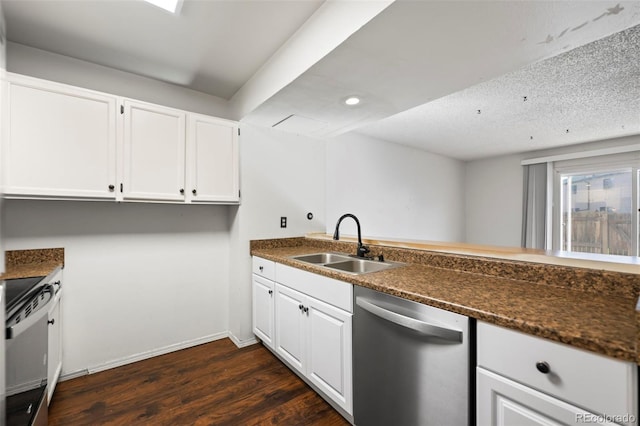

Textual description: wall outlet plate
[280,217,287,228]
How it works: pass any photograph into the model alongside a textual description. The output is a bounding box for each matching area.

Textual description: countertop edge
[251,242,638,365]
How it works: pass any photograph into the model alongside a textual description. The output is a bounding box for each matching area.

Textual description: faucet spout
[333,213,370,258]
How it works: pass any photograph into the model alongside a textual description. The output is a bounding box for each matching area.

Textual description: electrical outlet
[280,217,287,228]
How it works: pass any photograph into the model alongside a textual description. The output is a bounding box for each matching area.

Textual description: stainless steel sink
[324,259,398,274]
[290,252,403,275]
[291,252,351,264]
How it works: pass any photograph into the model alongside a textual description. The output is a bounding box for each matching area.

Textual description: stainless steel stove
[4,276,51,426]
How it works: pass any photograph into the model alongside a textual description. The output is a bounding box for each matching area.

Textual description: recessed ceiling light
[143,0,183,14]
[344,97,360,106]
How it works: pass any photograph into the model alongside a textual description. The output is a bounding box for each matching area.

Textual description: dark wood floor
[48,339,350,425]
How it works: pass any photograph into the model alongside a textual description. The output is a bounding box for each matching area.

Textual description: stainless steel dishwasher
[353,286,472,426]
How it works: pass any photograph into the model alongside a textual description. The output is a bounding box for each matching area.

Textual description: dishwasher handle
[356,297,463,342]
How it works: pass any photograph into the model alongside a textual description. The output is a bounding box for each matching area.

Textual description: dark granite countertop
[1,248,64,280]
[250,237,639,364]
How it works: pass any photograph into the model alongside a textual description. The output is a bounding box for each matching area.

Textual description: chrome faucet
[333,213,370,258]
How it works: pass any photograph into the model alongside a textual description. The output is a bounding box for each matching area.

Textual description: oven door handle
[6,285,55,340]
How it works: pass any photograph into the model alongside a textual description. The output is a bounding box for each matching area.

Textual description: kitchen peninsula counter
[250,236,639,364]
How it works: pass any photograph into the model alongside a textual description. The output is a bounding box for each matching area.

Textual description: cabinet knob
[259,266,264,272]
[180,188,185,194]
[299,304,304,311]
[108,184,115,191]
[48,319,55,326]
[268,290,273,295]
[192,189,197,195]
[303,307,309,314]
[535,361,550,374]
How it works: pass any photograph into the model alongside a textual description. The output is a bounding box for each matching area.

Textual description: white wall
[229,123,326,345]
[326,133,466,242]
[2,43,328,371]
[463,134,640,248]
[3,200,230,376]
[1,46,241,376]
[7,42,232,119]
[464,154,524,247]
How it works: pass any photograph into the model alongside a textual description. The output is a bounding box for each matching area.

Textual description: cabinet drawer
[275,263,352,313]
[477,322,637,420]
[253,256,275,280]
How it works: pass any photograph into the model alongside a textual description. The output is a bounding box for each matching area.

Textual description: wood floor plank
[48,339,350,425]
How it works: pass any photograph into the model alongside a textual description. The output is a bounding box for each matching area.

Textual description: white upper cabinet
[121,100,186,202]
[186,114,239,203]
[2,73,240,205]
[3,74,117,199]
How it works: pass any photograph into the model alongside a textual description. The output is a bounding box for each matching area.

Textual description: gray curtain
[521,163,547,249]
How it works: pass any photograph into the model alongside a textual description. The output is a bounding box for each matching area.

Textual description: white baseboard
[84,332,228,375]
[228,331,258,348]
[60,369,89,382]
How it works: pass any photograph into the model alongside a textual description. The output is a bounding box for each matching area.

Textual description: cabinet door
[306,297,353,415]
[252,275,274,350]
[186,114,239,203]
[122,100,186,201]
[4,74,117,199]
[47,293,62,404]
[477,321,636,420]
[477,368,612,426]
[274,284,306,374]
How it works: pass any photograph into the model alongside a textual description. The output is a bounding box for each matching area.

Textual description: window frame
[551,152,640,257]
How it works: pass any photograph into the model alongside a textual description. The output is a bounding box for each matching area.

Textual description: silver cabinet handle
[356,297,462,342]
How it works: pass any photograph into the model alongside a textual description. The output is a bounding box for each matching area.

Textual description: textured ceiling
[244,1,640,160]
[358,24,640,160]
[4,0,640,161]
[2,0,323,100]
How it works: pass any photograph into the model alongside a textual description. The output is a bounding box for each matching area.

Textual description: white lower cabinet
[252,274,275,350]
[274,284,307,373]
[274,282,353,415]
[305,294,352,412]
[477,322,638,426]
[252,257,353,416]
[252,257,276,350]
[47,271,63,404]
[478,367,608,426]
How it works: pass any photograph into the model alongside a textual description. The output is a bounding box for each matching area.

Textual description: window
[553,153,639,257]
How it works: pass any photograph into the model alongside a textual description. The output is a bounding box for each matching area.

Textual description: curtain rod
[521,144,640,166]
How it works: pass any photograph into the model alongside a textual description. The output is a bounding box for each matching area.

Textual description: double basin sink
[290,252,404,275]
